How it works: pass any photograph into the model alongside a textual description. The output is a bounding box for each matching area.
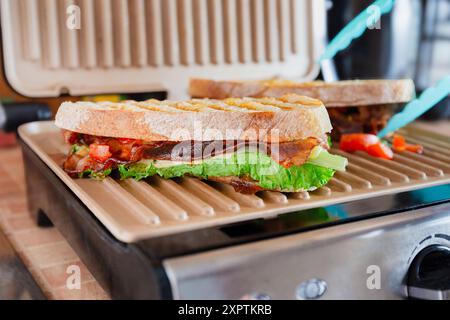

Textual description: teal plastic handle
[378,75,450,138]
[320,0,396,62]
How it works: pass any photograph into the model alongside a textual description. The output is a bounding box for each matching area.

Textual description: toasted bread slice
[189,78,416,107]
[55,94,332,143]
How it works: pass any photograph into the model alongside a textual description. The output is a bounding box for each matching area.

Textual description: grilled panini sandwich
[189,78,416,140]
[55,94,347,194]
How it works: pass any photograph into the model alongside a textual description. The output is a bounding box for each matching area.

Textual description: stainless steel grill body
[165,202,450,299]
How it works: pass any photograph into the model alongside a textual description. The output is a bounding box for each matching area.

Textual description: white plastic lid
[1,0,325,99]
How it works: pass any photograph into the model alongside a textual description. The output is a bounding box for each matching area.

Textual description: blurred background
[328,0,450,119]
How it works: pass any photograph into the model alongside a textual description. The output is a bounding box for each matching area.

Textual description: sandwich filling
[328,105,397,140]
[62,131,347,193]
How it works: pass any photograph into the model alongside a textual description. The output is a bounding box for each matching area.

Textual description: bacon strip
[274,139,321,168]
[208,176,263,194]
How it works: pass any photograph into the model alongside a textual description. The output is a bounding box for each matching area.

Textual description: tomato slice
[117,138,135,144]
[405,144,424,154]
[367,142,394,160]
[392,134,423,154]
[339,134,380,153]
[89,144,112,163]
[392,145,406,152]
[392,135,406,149]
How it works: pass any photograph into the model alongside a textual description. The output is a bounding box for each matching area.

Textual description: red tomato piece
[392,135,406,149]
[339,134,380,152]
[117,138,135,144]
[367,142,394,160]
[392,145,406,152]
[89,144,112,163]
[405,144,424,154]
[392,134,423,154]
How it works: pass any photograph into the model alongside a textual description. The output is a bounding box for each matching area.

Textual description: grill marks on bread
[88,95,322,114]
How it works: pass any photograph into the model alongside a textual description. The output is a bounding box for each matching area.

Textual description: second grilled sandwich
[189,78,416,140]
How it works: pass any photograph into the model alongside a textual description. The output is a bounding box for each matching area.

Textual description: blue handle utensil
[378,75,450,138]
[320,0,396,62]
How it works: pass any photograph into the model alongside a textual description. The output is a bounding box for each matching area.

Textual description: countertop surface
[0,120,448,300]
[0,146,109,300]
[0,227,44,299]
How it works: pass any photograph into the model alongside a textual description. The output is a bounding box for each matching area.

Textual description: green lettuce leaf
[79,168,112,180]
[118,152,336,191]
[118,162,156,181]
[307,147,348,171]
